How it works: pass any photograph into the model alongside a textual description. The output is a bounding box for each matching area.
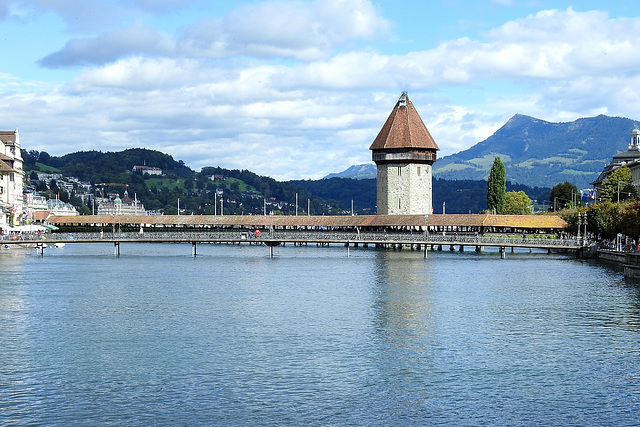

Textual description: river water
[1,243,639,426]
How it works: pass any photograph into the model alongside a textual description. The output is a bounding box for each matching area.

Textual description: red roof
[369,92,439,151]
[47,213,568,230]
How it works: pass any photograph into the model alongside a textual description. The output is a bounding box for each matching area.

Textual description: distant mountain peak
[503,114,547,129]
[433,114,640,188]
[324,163,376,180]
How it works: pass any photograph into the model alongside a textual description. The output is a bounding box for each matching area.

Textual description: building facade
[592,128,640,199]
[370,92,439,215]
[0,128,23,228]
[132,165,163,176]
[96,190,146,215]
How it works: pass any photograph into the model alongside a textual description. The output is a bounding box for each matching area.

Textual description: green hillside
[23,150,345,215]
[24,147,551,214]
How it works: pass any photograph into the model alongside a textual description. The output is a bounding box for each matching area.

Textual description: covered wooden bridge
[5,213,579,257]
[45,213,568,235]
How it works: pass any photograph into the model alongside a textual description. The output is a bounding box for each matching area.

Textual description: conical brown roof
[369,92,439,151]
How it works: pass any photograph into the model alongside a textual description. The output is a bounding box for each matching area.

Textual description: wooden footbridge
[2,213,588,257]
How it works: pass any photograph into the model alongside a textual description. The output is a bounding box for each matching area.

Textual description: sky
[2,0,640,181]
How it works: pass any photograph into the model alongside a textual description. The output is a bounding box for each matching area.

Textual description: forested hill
[23,148,193,183]
[23,149,344,215]
[23,148,548,215]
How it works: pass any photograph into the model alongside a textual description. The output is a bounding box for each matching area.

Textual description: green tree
[585,201,621,238]
[599,166,637,202]
[487,157,506,214]
[550,181,578,211]
[619,200,640,241]
[504,191,532,214]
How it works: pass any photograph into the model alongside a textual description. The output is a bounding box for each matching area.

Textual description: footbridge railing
[2,230,583,249]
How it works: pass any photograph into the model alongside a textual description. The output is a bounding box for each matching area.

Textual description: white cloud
[39,0,390,67]
[39,21,175,67]
[177,0,389,60]
[7,4,640,181]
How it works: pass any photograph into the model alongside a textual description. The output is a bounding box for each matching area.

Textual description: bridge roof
[46,213,568,230]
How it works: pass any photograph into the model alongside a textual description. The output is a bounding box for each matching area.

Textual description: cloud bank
[2,1,640,180]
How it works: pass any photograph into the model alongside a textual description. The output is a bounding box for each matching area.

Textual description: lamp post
[583,212,588,246]
[423,213,429,259]
[424,214,429,239]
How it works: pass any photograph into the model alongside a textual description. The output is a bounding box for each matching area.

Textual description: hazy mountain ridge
[324,163,376,179]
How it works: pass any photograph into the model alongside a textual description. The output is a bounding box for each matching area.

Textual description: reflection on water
[0,244,639,425]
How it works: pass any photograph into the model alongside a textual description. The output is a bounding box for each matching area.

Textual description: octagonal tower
[370,92,439,215]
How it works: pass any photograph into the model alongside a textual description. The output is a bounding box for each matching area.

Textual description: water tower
[370,92,439,215]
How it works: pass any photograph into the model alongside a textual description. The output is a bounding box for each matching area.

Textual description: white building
[96,190,146,215]
[132,165,163,176]
[23,193,80,219]
[0,128,24,229]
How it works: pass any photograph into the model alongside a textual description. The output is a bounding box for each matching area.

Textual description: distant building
[0,128,24,229]
[370,92,439,215]
[37,172,63,183]
[592,129,640,199]
[23,193,79,218]
[97,189,146,215]
[132,165,163,176]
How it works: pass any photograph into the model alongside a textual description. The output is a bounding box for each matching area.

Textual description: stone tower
[370,92,439,215]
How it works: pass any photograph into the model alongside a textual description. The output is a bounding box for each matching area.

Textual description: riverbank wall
[597,249,640,278]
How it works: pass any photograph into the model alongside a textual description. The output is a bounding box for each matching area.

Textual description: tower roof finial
[399,91,408,107]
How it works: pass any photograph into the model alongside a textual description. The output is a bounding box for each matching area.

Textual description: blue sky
[2,0,640,180]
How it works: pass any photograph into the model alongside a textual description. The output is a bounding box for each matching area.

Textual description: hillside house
[132,165,163,176]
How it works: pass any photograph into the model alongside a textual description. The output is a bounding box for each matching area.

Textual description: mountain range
[327,114,640,189]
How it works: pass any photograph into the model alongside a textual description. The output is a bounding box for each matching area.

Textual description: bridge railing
[17,230,582,247]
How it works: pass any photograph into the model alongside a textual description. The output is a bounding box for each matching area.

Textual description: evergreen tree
[487,157,506,214]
